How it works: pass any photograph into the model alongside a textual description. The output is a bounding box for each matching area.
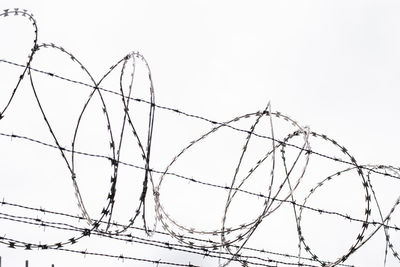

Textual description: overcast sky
[1,1,400,267]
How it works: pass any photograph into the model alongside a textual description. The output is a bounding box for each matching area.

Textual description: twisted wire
[1,8,400,267]
[0,200,355,267]
[1,57,399,183]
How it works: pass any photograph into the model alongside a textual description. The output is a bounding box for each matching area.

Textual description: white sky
[1,1,400,267]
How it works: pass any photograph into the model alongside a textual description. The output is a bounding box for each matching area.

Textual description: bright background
[0,1,400,266]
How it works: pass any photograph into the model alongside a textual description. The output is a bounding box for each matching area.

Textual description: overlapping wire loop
[1,8,400,267]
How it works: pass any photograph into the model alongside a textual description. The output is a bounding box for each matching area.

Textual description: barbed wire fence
[1,8,400,267]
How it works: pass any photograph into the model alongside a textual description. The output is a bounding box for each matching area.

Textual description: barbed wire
[0,234,199,267]
[1,57,399,182]
[0,132,398,232]
[1,7,400,267]
[0,200,355,267]
[0,214,290,267]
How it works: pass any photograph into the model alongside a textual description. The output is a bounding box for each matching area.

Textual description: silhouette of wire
[1,7,400,267]
[0,234,199,267]
[0,132,398,232]
[1,58,399,184]
[0,200,355,267]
